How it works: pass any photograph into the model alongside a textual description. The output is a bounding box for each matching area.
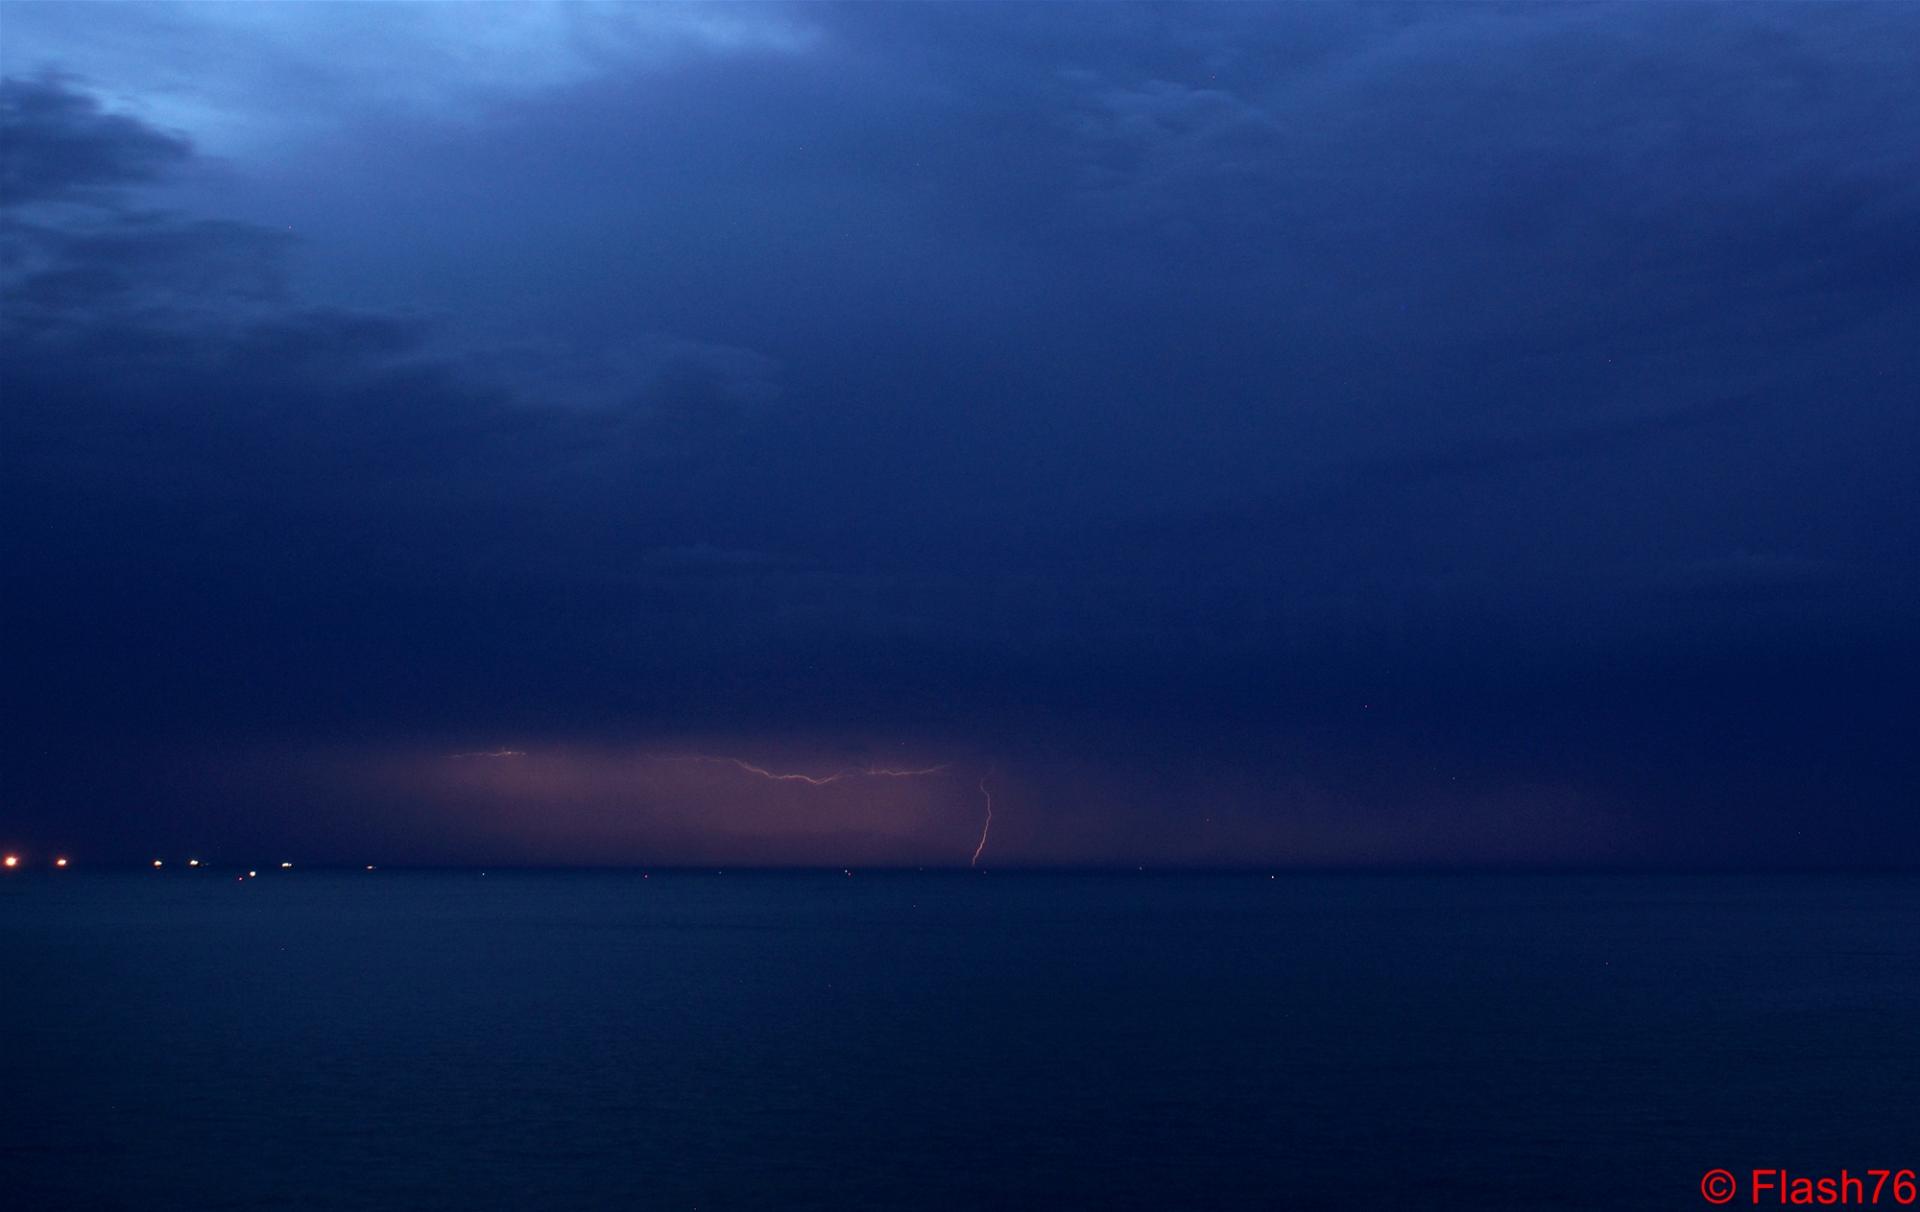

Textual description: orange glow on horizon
[3,855,17,869]
[56,857,69,868]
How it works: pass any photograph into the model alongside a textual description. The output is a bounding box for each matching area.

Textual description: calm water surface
[4,872,1917,1209]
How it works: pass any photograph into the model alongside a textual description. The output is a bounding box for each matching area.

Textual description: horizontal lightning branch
[699,756,949,784]
[676,755,994,866]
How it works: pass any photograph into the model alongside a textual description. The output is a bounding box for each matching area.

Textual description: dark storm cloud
[0,74,190,205]
[3,4,1916,867]
[2,81,807,752]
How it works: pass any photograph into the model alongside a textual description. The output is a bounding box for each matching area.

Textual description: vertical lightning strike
[971,769,994,868]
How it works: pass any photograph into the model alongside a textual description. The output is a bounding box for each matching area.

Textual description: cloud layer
[4,5,1916,866]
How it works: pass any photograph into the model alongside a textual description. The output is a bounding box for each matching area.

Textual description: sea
[4,870,1917,1210]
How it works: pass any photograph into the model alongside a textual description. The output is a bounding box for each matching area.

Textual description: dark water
[4,871,1916,1210]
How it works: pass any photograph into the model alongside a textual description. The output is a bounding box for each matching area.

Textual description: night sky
[3,3,1915,869]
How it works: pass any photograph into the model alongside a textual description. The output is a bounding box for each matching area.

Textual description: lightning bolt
[972,769,994,868]
[678,755,996,866]
[698,757,950,784]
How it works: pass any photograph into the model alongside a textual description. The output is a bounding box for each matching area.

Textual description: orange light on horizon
[153,859,164,868]
[55,858,69,868]
[280,862,292,869]
[3,855,17,869]
[188,859,201,867]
